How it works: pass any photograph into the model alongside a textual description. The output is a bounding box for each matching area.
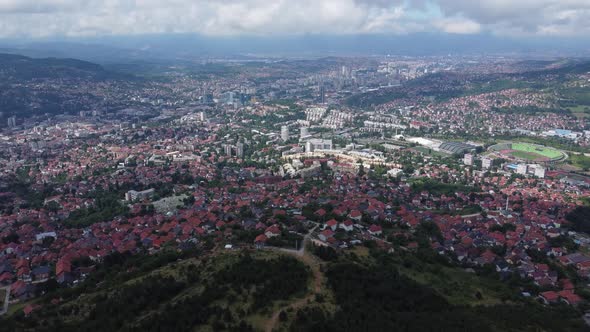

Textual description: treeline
[410,178,478,196]
[63,191,129,228]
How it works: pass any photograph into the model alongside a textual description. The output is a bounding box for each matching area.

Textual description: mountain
[2,33,590,62]
[0,53,128,82]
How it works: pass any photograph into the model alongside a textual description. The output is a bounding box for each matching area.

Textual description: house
[368,225,382,236]
[558,290,583,306]
[326,219,338,231]
[10,280,32,301]
[340,220,354,232]
[254,234,268,249]
[0,272,13,285]
[56,258,73,284]
[349,210,362,221]
[319,229,335,242]
[23,304,40,316]
[539,291,559,304]
[31,266,51,281]
[265,225,281,238]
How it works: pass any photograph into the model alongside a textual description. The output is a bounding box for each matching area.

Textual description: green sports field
[511,143,563,159]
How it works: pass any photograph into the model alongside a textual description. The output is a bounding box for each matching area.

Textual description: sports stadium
[488,142,567,163]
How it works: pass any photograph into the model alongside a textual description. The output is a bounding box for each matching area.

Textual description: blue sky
[0,0,589,39]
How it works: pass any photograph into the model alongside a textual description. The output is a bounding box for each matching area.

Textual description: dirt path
[0,286,10,315]
[264,228,323,332]
[264,253,323,332]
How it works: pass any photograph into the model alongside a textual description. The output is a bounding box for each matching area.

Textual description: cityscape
[0,1,590,331]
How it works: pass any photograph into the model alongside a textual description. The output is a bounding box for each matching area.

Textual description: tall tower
[236,142,244,158]
[281,126,289,142]
[7,116,16,128]
[300,127,309,140]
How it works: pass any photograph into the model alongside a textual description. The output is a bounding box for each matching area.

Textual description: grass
[509,150,543,161]
[567,105,590,118]
[511,143,564,159]
[399,264,508,306]
[569,153,590,170]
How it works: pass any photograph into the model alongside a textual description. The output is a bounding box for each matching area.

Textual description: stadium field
[489,142,566,162]
[509,150,542,160]
[511,143,563,159]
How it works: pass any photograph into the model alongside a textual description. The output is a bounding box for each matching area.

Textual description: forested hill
[1,247,587,332]
[0,53,131,82]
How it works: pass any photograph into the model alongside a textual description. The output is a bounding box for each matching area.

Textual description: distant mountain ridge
[0,53,130,81]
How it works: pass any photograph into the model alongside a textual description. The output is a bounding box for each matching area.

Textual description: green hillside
[1,246,587,332]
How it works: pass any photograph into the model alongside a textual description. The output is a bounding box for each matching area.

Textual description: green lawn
[512,143,563,159]
[510,150,542,161]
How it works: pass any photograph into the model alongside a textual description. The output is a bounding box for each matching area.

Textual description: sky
[0,0,589,39]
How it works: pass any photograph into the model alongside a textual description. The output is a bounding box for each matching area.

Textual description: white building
[236,143,244,158]
[281,126,290,142]
[305,139,333,153]
[482,157,493,170]
[125,188,155,202]
[516,164,528,175]
[463,154,474,166]
[533,165,546,178]
[300,127,310,140]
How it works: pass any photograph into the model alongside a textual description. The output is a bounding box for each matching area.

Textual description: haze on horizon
[0,1,590,57]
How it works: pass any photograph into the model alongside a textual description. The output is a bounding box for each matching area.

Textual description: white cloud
[0,0,588,38]
[432,0,590,36]
[434,18,481,34]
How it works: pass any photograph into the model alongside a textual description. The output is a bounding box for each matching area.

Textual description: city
[0,1,590,331]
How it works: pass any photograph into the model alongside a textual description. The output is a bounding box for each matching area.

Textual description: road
[264,224,322,332]
[278,224,319,257]
[0,286,10,315]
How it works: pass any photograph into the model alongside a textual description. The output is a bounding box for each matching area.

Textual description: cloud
[0,0,588,38]
[432,0,590,36]
[434,18,481,35]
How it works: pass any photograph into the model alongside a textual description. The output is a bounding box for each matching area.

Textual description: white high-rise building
[236,143,244,158]
[516,164,528,175]
[224,144,233,156]
[281,126,290,142]
[463,154,474,166]
[300,127,310,140]
[482,157,493,170]
[7,116,16,128]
